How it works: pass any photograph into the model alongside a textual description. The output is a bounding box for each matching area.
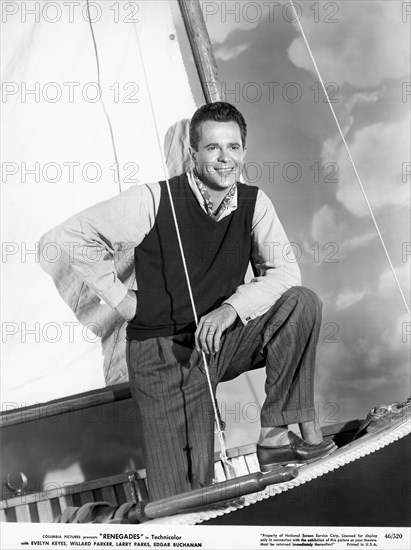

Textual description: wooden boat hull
[2,415,409,525]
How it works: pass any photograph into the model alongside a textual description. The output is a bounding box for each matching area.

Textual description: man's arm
[115,289,138,321]
[195,190,301,355]
[39,183,160,319]
[224,189,301,323]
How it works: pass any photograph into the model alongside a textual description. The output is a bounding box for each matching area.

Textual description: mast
[177,0,223,103]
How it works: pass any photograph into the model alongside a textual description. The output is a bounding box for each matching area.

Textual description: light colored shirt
[54,171,301,325]
[191,169,236,220]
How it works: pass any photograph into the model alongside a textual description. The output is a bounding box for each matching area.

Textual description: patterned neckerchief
[192,169,236,221]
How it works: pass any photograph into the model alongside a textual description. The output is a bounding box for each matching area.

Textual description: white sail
[1,0,196,405]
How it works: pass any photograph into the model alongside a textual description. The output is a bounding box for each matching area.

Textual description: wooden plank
[58,494,75,513]
[15,504,31,523]
[214,443,257,462]
[113,484,127,505]
[242,453,256,474]
[37,499,54,522]
[2,471,144,508]
[244,452,260,474]
[230,456,250,478]
[29,503,40,523]
[3,507,16,522]
[50,499,62,520]
[79,491,95,506]
[133,469,148,481]
[0,383,131,427]
[99,487,118,505]
[136,479,149,501]
[177,0,222,102]
[0,508,7,522]
[213,461,227,483]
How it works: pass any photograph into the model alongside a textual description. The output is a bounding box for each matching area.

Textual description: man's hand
[115,290,137,321]
[195,304,237,356]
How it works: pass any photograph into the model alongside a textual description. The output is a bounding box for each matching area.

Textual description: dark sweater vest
[126,173,258,341]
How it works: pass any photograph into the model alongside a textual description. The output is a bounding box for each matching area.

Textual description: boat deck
[1,414,409,525]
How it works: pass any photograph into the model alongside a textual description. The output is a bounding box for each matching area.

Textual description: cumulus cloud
[200,0,259,44]
[287,1,410,86]
[380,312,410,349]
[363,313,410,379]
[378,264,410,295]
[310,204,378,257]
[340,232,378,254]
[321,92,379,158]
[315,308,410,422]
[336,290,368,311]
[311,204,347,243]
[345,91,380,112]
[215,42,250,61]
[331,119,410,218]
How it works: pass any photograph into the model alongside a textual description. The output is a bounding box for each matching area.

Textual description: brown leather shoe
[257,431,337,472]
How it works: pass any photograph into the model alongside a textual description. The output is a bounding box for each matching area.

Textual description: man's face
[190,120,246,191]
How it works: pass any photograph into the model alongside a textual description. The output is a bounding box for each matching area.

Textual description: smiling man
[46,102,335,501]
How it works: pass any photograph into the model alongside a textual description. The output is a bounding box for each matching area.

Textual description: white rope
[85,0,121,192]
[288,0,410,316]
[131,22,232,469]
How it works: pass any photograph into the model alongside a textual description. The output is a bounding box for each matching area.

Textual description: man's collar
[187,169,238,219]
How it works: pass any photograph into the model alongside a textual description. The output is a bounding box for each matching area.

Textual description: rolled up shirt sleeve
[224,189,301,324]
[39,183,159,309]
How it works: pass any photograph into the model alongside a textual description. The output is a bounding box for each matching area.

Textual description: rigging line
[85,0,121,193]
[289,0,410,316]
[131,22,231,467]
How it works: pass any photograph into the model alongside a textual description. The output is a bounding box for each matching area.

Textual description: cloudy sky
[1,0,410,489]
[176,0,410,446]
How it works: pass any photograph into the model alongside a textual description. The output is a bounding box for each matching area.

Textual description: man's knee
[286,286,322,318]
[262,286,322,344]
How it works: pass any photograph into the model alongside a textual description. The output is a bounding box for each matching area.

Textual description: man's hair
[189,101,247,151]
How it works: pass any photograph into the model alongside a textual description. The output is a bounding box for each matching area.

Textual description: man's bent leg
[126,335,215,501]
[260,286,322,428]
[216,286,322,432]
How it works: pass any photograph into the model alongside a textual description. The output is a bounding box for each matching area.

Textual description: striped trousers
[126,286,322,501]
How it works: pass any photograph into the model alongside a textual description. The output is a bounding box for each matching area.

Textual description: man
[47,102,334,501]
